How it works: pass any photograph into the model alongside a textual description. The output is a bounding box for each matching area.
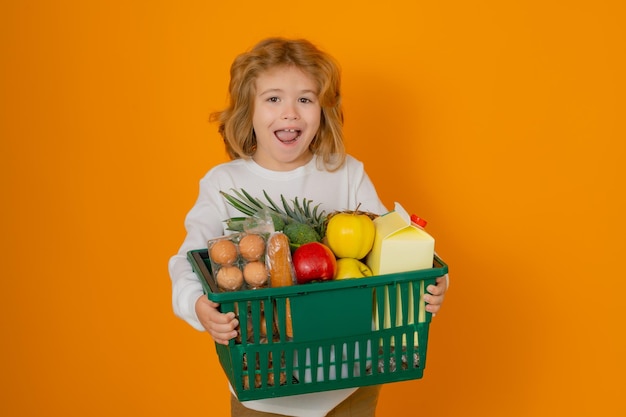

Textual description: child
[169,37,448,417]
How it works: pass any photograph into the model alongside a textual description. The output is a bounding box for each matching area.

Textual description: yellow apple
[325,211,376,259]
[335,258,373,280]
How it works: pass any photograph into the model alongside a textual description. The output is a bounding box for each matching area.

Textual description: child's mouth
[274,129,301,144]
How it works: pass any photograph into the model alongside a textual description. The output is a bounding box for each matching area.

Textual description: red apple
[292,242,337,284]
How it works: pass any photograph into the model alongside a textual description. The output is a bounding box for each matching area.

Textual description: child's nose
[281,104,299,120]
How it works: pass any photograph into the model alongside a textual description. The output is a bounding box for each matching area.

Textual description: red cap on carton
[410,214,427,228]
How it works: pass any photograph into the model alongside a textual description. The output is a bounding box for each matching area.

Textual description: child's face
[252,65,321,171]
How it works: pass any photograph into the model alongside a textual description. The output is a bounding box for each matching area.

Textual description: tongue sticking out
[275,130,300,143]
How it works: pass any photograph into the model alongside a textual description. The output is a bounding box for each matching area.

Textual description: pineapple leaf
[262,190,284,213]
[294,199,310,224]
[240,189,267,210]
[312,204,321,222]
[219,190,257,216]
[221,188,328,234]
[303,199,313,218]
[281,195,298,220]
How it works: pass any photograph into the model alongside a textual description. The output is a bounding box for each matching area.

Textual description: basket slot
[278,350,290,387]
[263,300,276,342]
[321,343,332,382]
[393,337,403,370]
[274,298,289,342]
[330,343,341,381]
[303,346,324,383]
[293,347,304,383]
[417,325,429,365]
[284,348,296,386]
[358,338,371,377]
[250,301,262,344]
[370,338,380,375]
[374,288,385,331]
[406,337,420,369]
[235,301,248,344]
[388,286,398,329]
[310,347,320,383]
[240,352,260,390]
[374,285,397,330]
[381,336,392,373]
[413,280,427,324]
[399,282,410,326]
[345,342,355,379]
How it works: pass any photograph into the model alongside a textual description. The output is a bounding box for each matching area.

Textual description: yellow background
[2,1,624,416]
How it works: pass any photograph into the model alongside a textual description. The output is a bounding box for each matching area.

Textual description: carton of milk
[366,202,435,275]
[367,203,436,340]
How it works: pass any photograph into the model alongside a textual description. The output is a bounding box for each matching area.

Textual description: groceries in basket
[190,189,446,400]
[217,189,436,284]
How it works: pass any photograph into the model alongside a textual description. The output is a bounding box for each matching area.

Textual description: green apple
[335,258,373,280]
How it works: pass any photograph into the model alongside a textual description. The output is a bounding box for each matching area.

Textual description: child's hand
[195,296,239,345]
[424,275,448,316]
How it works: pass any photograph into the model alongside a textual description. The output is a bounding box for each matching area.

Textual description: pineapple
[220,189,327,249]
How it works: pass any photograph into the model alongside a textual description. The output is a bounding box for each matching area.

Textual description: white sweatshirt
[168,154,387,416]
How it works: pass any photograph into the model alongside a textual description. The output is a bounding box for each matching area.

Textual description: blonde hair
[210,37,346,171]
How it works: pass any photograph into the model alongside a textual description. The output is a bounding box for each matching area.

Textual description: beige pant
[230,385,382,417]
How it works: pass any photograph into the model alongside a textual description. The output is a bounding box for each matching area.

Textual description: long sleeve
[168,173,233,330]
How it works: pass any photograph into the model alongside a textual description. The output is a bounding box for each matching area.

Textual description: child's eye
[298,97,313,103]
[268,97,280,103]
